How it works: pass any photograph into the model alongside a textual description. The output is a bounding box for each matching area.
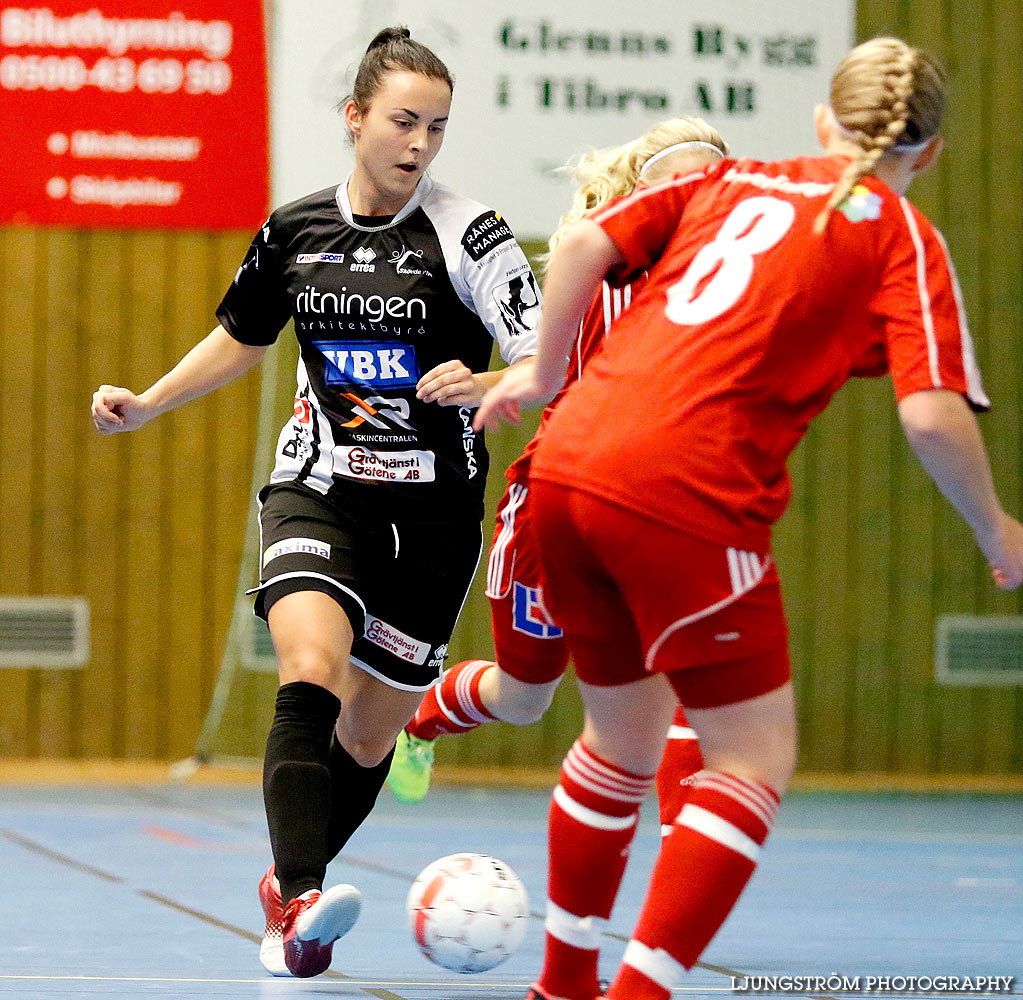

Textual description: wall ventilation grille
[0,597,90,668]
[935,615,1023,686]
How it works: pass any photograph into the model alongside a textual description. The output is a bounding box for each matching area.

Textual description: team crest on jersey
[837,185,882,223]
[389,245,432,276]
[297,252,345,264]
[512,582,563,639]
[462,210,515,262]
[315,340,420,388]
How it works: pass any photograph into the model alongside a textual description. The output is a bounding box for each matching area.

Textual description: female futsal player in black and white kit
[91,26,538,978]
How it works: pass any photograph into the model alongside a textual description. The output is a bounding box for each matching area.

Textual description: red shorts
[485,479,571,684]
[529,480,790,709]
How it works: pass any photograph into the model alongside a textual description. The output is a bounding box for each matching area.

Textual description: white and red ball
[406,852,529,973]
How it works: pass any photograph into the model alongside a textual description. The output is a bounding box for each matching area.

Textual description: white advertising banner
[272,0,854,238]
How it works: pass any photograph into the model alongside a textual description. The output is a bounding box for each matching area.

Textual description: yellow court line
[2,758,1023,793]
[0,976,279,984]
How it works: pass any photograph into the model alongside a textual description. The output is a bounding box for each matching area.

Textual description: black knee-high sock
[325,735,395,862]
[263,681,341,905]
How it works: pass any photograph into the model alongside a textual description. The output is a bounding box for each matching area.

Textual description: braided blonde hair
[542,117,728,269]
[814,37,946,234]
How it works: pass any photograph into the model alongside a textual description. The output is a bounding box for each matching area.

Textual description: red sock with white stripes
[606,770,780,1000]
[655,705,703,828]
[406,660,497,741]
[537,739,655,1000]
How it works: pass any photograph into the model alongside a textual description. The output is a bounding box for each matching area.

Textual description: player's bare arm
[415,354,536,408]
[475,219,623,431]
[898,387,1023,589]
[90,324,267,434]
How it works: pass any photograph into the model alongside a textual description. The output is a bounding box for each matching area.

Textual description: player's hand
[975,511,1023,590]
[90,385,155,434]
[473,358,558,432]
[416,360,480,407]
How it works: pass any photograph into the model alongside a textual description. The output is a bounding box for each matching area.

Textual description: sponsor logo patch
[233,246,259,283]
[364,616,430,664]
[351,246,377,271]
[493,271,541,336]
[296,286,426,324]
[263,537,331,568]
[459,406,478,478]
[512,582,563,639]
[428,643,448,671]
[297,252,345,264]
[339,393,414,432]
[462,210,515,262]
[333,445,436,483]
[315,340,419,388]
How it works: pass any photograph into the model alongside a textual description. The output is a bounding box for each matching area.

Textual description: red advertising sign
[0,2,269,229]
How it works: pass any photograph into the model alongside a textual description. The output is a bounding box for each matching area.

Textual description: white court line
[776,828,1023,846]
[8,981,1017,999]
[0,975,735,990]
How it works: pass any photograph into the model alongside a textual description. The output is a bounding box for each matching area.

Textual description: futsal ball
[407,852,529,973]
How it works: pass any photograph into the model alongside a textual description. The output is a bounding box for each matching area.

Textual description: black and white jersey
[217,174,540,521]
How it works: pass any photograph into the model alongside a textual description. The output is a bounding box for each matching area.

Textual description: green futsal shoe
[387,730,435,804]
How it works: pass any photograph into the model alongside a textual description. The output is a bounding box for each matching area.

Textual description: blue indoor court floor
[0,779,1020,999]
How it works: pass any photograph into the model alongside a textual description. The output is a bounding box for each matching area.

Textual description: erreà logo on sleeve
[314,340,420,388]
[462,210,515,262]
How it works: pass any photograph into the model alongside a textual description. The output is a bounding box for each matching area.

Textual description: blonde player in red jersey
[387,121,730,845]
[477,37,1023,1000]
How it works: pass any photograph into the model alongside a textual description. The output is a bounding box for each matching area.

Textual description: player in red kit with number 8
[388,121,732,841]
[477,36,1023,1000]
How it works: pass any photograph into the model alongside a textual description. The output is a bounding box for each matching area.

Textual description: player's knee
[704,740,797,794]
[342,734,395,768]
[277,643,342,690]
[490,673,558,726]
[495,690,552,726]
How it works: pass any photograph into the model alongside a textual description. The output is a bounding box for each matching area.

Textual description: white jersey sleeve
[420,180,540,365]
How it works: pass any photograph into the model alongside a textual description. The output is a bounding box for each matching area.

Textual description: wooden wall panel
[35,229,83,758]
[0,226,256,762]
[772,0,1023,776]
[121,232,170,760]
[3,0,1023,774]
[0,230,40,755]
[985,0,1023,775]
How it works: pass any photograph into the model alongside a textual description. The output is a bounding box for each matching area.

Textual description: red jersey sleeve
[590,170,709,285]
[870,199,989,411]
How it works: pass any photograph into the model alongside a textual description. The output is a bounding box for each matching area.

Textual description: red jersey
[505,276,644,484]
[531,155,988,548]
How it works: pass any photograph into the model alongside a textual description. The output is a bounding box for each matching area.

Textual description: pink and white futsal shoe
[281,883,362,978]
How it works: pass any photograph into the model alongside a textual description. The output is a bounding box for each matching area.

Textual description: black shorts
[249,481,483,691]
